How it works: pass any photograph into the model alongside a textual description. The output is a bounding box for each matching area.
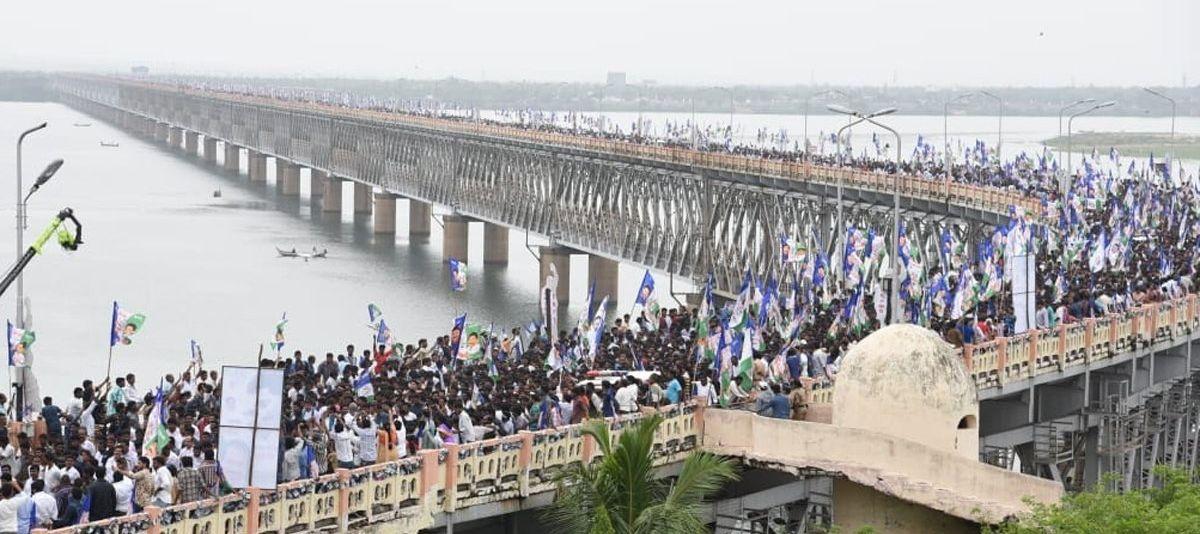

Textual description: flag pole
[105,344,114,388]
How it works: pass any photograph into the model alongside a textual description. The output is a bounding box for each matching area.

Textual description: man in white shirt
[123,374,140,406]
[152,456,174,508]
[615,378,640,414]
[112,471,134,516]
[457,406,476,443]
[355,418,378,465]
[29,480,56,528]
[332,422,358,469]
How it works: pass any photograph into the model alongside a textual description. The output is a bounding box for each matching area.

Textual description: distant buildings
[131,66,150,76]
[606,72,626,90]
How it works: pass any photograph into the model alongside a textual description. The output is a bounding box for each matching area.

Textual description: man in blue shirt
[769,385,791,419]
[40,398,63,445]
[665,377,682,405]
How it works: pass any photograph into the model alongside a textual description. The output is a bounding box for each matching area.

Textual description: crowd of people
[16,75,1192,530]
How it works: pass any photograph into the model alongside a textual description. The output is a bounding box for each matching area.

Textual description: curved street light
[1066,101,1117,182]
[1142,87,1176,138]
[1057,98,1096,165]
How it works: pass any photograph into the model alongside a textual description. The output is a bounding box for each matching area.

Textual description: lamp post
[979,90,1003,160]
[828,104,902,325]
[1057,98,1096,170]
[1142,87,1176,138]
[1066,100,1117,184]
[943,93,975,198]
[16,123,48,329]
[804,89,851,156]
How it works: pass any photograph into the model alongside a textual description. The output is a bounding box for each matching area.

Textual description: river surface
[0,102,1197,399]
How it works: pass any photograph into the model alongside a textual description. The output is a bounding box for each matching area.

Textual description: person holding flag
[269,313,288,356]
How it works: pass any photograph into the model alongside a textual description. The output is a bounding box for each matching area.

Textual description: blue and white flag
[7,322,33,368]
[634,270,657,312]
[376,319,394,346]
[353,369,374,398]
[190,340,202,367]
[449,258,467,292]
[449,313,467,364]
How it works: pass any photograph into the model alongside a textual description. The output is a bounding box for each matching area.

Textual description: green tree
[542,413,739,534]
[993,467,1200,533]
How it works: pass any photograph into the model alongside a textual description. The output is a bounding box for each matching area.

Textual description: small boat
[73,123,92,127]
[212,188,222,198]
[277,247,328,261]
[100,141,119,147]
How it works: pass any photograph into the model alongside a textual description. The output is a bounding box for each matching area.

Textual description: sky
[2,0,1196,87]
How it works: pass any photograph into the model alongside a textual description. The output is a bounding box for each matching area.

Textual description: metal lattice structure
[52,75,1006,298]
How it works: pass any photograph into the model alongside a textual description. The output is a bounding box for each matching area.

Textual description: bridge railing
[96,78,1038,220]
[961,294,1197,390]
[37,403,701,534]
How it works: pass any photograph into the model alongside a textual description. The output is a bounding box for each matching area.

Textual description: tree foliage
[993,467,1200,533]
[542,414,740,534]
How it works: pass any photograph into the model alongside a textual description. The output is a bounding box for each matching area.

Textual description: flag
[1089,231,1107,273]
[458,324,485,361]
[541,264,560,344]
[6,322,33,368]
[449,258,467,292]
[190,340,202,367]
[546,344,563,372]
[376,319,394,346]
[367,303,383,324]
[353,369,374,398]
[142,383,170,458]
[736,329,754,391]
[577,281,595,336]
[110,301,146,347]
[588,296,609,359]
[269,313,288,353]
[634,270,659,314]
[449,313,467,363]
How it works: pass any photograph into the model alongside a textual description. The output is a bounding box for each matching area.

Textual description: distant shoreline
[1042,132,1200,160]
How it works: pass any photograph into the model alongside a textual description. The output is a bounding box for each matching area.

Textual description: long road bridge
[42,75,1200,532]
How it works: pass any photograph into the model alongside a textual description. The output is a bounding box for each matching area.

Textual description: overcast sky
[3,0,1196,87]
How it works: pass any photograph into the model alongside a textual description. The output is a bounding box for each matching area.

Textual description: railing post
[1084,319,1096,363]
[444,443,460,512]
[1057,324,1067,370]
[1027,329,1039,377]
[336,468,350,533]
[146,506,163,534]
[996,338,1008,384]
[517,431,534,497]
[247,487,261,534]
[693,399,707,441]
[419,450,440,508]
[962,344,974,373]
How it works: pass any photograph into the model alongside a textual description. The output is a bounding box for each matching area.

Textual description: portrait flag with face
[633,270,658,314]
[7,321,34,368]
[449,258,467,292]
[110,301,146,347]
[449,313,467,364]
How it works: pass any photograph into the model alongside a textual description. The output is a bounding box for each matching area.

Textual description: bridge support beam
[168,127,182,148]
[152,122,165,142]
[322,176,344,213]
[589,255,619,306]
[309,169,327,198]
[483,223,508,265]
[248,151,267,181]
[184,131,198,155]
[539,247,572,303]
[202,137,218,164]
[409,199,431,238]
[443,215,470,262]
[374,193,397,235]
[353,183,373,214]
[224,144,241,173]
[277,161,300,196]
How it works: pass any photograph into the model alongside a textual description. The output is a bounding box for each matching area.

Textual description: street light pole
[1057,98,1096,177]
[828,104,902,325]
[979,90,1003,161]
[1066,101,1117,183]
[15,123,46,330]
[833,115,873,244]
[1142,87,1176,138]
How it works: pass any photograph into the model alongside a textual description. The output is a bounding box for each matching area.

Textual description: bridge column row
[202,137,218,164]
[184,131,199,155]
[374,193,397,235]
[322,175,344,212]
[168,127,183,149]
[353,183,372,215]
[248,151,267,181]
[277,161,300,196]
[483,223,508,265]
[310,169,327,198]
[410,200,431,237]
[442,215,469,262]
[155,122,168,143]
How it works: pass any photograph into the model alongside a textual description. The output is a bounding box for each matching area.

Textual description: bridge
[43,75,1200,531]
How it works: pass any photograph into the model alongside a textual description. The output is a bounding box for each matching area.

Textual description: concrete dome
[832,324,979,459]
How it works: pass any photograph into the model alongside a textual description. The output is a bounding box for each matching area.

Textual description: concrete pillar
[409,199,431,238]
[589,255,619,305]
[442,215,470,262]
[155,122,168,142]
[168,127,183,148]
[309,169,327,198]
[248,151,267,182]
[202,137,218,164]
[373,193,397,234]
[322,176,344,213]
[278,161,300,196]
[539,247,572,304]
[483,223,509,265]
[353,182,373,214]
[184,131,199,155]
[224,144,241,173]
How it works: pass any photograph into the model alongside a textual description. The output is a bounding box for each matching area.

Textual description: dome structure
[832,324,979,459]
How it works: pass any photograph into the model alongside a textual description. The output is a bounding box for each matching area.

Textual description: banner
[1012,252,1037,334]
[449,258,467,292]
[7,322,33,368]
[110,301,146,347]
[541,264,559,344]
[449,313,467,362]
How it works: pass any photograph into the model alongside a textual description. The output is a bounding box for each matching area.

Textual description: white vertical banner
[1012,252,1037,334]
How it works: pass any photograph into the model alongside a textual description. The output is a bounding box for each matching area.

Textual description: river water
[0,102,1197,399]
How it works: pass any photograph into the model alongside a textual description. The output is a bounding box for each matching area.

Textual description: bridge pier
[248,151,267,182]
[589,255,619,305]
[309,169,327,198]
[322,176,344,213]
[168,127,183,149]
[353,183,373,214]
[539,247,571,303]
[374,193,397,235]
[184,131,199,155]
[202,137,218,164]
[224,143,241,173]
[443,215,470,262]
[409,199,431,238]
[277,161,300,196]
[483,223,508,265]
